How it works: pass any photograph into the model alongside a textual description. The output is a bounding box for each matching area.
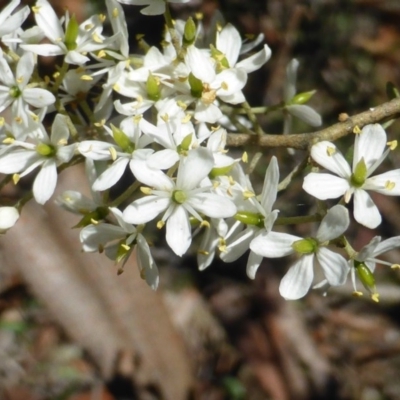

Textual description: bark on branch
[226,98,400,150]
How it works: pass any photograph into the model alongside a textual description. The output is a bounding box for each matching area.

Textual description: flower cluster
[0,0,399,301]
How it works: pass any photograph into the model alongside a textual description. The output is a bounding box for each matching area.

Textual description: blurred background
[1,0,400,399]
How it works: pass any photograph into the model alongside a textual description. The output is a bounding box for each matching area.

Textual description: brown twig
[227,97,400,150]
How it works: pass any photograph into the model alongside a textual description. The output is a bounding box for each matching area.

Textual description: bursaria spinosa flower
[122,147,237,256]
[251,205,350,300]
[80,207,159,290]
[0,0,30,42]
[349,235,400,301]
[303,124,400,229]
[0,114,76,204]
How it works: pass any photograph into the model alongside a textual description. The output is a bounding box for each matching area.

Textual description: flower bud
[183,17,196,46]
[64,14,79,51]
[111,124,135,153]
[146,73,160,101]
[209,164,234,179]
[234,211,263,227]
[354,261,376,291]
[189,73,203,98]
[289,90,316,105]
[0,207,19,232]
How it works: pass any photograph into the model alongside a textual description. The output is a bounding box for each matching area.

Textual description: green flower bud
[146,73,160,101]
[64,14,79,51]
[36,143,56,157]
[111,124,135,153]
[354,260,376,290]
[172,190,187,204]
[209,164,234,179]
[289,90,316,105]
[292,237,318,254]
[177,133,193,153]
[351,157,367,187]
[74,207,110,228]
[189,73,203,98]
[183,17,196,46]
[234,211,264,227]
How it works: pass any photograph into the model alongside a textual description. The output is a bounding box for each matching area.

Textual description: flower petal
[136,233,159,290]
[123,195,170,224]
[33,159,57,204]
[187,193,236,219]
[316,204,349,243]
[236,44,272,73]
[92,157,129,191]
[364,169,400,195]
[246,250,263,279]
[353,189,381,229]
[250,231,298,258]
[286,104,322,127]
[303,173,349,200]
[279,255,314,300]
[317,247,349,286]
[166,205,191,256]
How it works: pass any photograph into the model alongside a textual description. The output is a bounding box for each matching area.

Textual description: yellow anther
[326,146,336,156]
[121,243,130,251]
[198,250,209,255]
[133,114,142,124]
[140,186,152,195]
[200,220,210,228]
[57,138,68,146]
[0,117,5,126]
[242,152,248,163]
[353,125,362,134]
[109,146,117,161]
[157,220,165,229]
[243,189,255,199]
[352,291,363,298]
[80,75,93,81]
[181,114,191,124]
[84,23,94,31]
[176,100,187,110]
[195,12,203,20]
[90,218,99,225]
[3,138,15,144]
[31,113,39,122]
[16,77,23,84]
[112,83,120,92]
[32,6,41,14]
[391,264,400,269]
[14,116,22,124]
[371,293,380,303]
[12,174,20,185]
[98,14,106,23]
[97,50,106,58]
[92,32,103,43]
[161,114,169,122]
[112,8,119,18]
[387,140,398,150]
[385,180,395,190]
[55,37,62,43]
[94,119,106,127]
[53,71,60,79]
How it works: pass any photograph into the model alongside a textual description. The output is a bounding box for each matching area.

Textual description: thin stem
[109,180,141,207]
[275,213,322,226]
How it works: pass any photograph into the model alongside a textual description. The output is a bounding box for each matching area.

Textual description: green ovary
[172,190,187,204]
[292,237,319,254]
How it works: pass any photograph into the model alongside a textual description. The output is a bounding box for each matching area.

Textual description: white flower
[123,147,237,256]
[80,207,159,290]
[303,124,400,229]
[250,205,350,300]
[116,0,190,16]
[0,114,76,204]
[283,59,321,130]
[0,50,55,126]
[0,206,19,232]
[349,235,400,301]
[21,0,108,65]
[220,156,280,279]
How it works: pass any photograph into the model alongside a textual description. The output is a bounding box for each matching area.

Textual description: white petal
[373,236,400,257]
[246,251,263,279]
[353,189,381,229]
[279,255,314,300]
[0,149,37,174]
[136,234,159,290]
[221,226,256,263]
[177,147,213,190]
[236,44,272,73]
[303,173,349,200]
[51,114,69,144]
[260,156,279,213]
[23,87,56,108]
[123,195,170,224]
[286,104,322,127]
[364,169,400,195]
[146,149,179,170]
[185,46,215,83]
[316,204,349,243]
[217,23,241,67]
[354,124,386,171]
[284,59,299,101]
[16,52,34,88]
[35,0,64,42]
[20,43,64,57]
[130,158,174,190]
[310,141,351,178]
[317,247,349,286]
[166,206,191,256]
[92,157,129,191]
[250,231,298,258]
[187,193,236,218]
[194,102,223,123]
[80,224,125,252]
[65,51,90,65]
[33,159,57,204]
[0,207,19,230]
